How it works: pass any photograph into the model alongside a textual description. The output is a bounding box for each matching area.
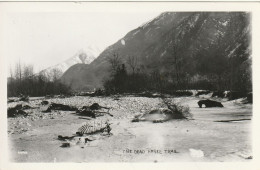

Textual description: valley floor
[7,95,252,162]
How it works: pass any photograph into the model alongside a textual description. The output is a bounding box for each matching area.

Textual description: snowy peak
[40,46,101,75]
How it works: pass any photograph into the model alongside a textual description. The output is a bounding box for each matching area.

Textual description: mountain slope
[40,46,101,78]
[61,12,251,91]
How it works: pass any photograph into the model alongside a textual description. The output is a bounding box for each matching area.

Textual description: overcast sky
[1,3,161,72]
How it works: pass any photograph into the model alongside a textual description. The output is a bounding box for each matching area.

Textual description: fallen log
[76,103,112,118]
[89,103,109,110]
[19,95,29,102]
[76,108,96,118]
[8,99,15,103]
[43,103,78,112]
[8,104,29,118]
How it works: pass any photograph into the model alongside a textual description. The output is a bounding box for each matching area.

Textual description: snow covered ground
[7,95,252,162]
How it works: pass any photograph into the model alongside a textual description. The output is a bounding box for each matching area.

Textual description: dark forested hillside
[61,12,251,92]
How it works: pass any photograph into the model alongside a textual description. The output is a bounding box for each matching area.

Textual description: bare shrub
[162,98,192,119]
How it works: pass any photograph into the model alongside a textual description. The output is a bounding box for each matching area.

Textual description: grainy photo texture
[5,9,252,162]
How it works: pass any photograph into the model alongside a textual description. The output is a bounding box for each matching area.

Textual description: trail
[8,96,252,162]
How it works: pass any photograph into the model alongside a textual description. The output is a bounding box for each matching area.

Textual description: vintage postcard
[0,1,259,170]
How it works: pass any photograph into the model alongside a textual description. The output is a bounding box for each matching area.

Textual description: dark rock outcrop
[198,99,223,108]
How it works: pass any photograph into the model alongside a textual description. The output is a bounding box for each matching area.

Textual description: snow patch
[189,149,204,158]
[222,21,228,26]
[228,43,241,57]
[133,30,140,36]
[39,46,100,77]
[160,50,167,57]
[145,28,152,36]
[194,14,199,22]
[121,39,125,46]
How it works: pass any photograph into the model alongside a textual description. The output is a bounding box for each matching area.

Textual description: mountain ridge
[61,12,251,92]
[39,46,101,78]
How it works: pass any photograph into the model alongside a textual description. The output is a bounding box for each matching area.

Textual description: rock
[58,135,75,141]
[131,118,140,122]
[41,101,49,105]
[212,91,225,98]
[22,105,32,110]
[60,143,70,148]
[198,99,223,108]
[85,138,93,143]
[246,156,253,159]
[90,103,101,110]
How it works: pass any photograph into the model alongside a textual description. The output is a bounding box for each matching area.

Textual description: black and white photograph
[0,1,259,166]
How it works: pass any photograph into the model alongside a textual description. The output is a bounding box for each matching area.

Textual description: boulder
[198,99,223,108]
[89,103,101,110]
[41,101,49,105]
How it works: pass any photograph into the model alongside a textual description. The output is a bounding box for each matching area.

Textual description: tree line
[103,13,252,95]
[8,62,71,97]
[103,50,252,95]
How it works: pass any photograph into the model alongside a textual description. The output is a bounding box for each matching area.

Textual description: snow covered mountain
[61,12,251,91]
[40,46,101,76]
